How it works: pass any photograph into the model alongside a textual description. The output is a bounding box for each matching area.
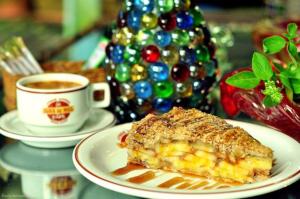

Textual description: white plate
[0,109,116,148]
[73,120,300,199]
[80,184,139,199]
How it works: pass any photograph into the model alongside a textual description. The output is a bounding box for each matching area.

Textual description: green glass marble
[161,45,179,65]
[195,45,210,62]
[131,64,148,82]
[136,29,154,46]
[171,30,190,46]
[190,8,204,26]
[113,27,135,46]
[154,81,174,98]
[157,0,174,13]
[124,46,140,64]
[141,13,158,29]
[115,64,131,82]
[174,0,190,10]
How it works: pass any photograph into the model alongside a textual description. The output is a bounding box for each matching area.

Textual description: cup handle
[90,82,111,108]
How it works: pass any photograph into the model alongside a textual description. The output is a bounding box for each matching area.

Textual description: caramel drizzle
[158,177,185,188]
[188,181,209,190]
[216,185,231,189]
[112,164,233,190]
[176,182,193,189]
[127,171,156,184]
[112,164,144,176]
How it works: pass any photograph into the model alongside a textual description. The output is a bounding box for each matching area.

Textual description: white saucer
[0,109,116,148]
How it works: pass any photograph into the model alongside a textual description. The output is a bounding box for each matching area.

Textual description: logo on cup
[43,99,74,123]
[48,176,76,195]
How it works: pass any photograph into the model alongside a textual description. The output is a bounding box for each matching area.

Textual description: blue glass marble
[176,11,194,29]
[134,0,154,12]
[179,47,196,64]
[149,62,169,81]
[153,98,173,113]
[154,31,172,47]
[134,81,153,99]
[111,45,125,64]
[127,10,142,31]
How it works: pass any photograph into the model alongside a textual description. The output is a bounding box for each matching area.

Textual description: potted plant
[220,23,300,141]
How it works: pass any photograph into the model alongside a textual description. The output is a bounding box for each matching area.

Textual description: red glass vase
[220,68,300,142]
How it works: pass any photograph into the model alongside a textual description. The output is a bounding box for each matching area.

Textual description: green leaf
[273,62,285,72]
[263,95,279,107]
[279,72,292,89]
[288,63,300,79]
[263,35,286,54]
[291,79,300,94]
[252,52,274,80]
[287,42,299,59]
[283,33,291,40]
[225,71,260,89]
[287,23,298,39]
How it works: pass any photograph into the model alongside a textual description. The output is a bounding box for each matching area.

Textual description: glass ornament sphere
[104,0,219,122]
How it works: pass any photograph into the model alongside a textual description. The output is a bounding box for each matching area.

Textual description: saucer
[0,142,76,174]
[0,142,89,199]
[0,109,116,148]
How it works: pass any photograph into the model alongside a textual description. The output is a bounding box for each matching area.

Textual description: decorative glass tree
[105,0,218,122]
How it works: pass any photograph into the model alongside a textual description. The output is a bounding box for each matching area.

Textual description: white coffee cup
[16,73,111,134]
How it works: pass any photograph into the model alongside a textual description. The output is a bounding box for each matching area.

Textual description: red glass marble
[141,45,160,63]
[220,68,300,142]
[158,12,177,31]
[171,63,190,82]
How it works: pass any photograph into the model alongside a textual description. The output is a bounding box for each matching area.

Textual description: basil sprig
[226,23,300,107]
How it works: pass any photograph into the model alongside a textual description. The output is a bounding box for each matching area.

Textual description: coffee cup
[16,73,111,134]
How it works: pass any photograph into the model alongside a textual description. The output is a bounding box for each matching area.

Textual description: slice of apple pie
[125,107,273,184]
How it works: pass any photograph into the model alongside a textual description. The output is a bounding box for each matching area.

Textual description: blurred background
[0,0,298,64]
